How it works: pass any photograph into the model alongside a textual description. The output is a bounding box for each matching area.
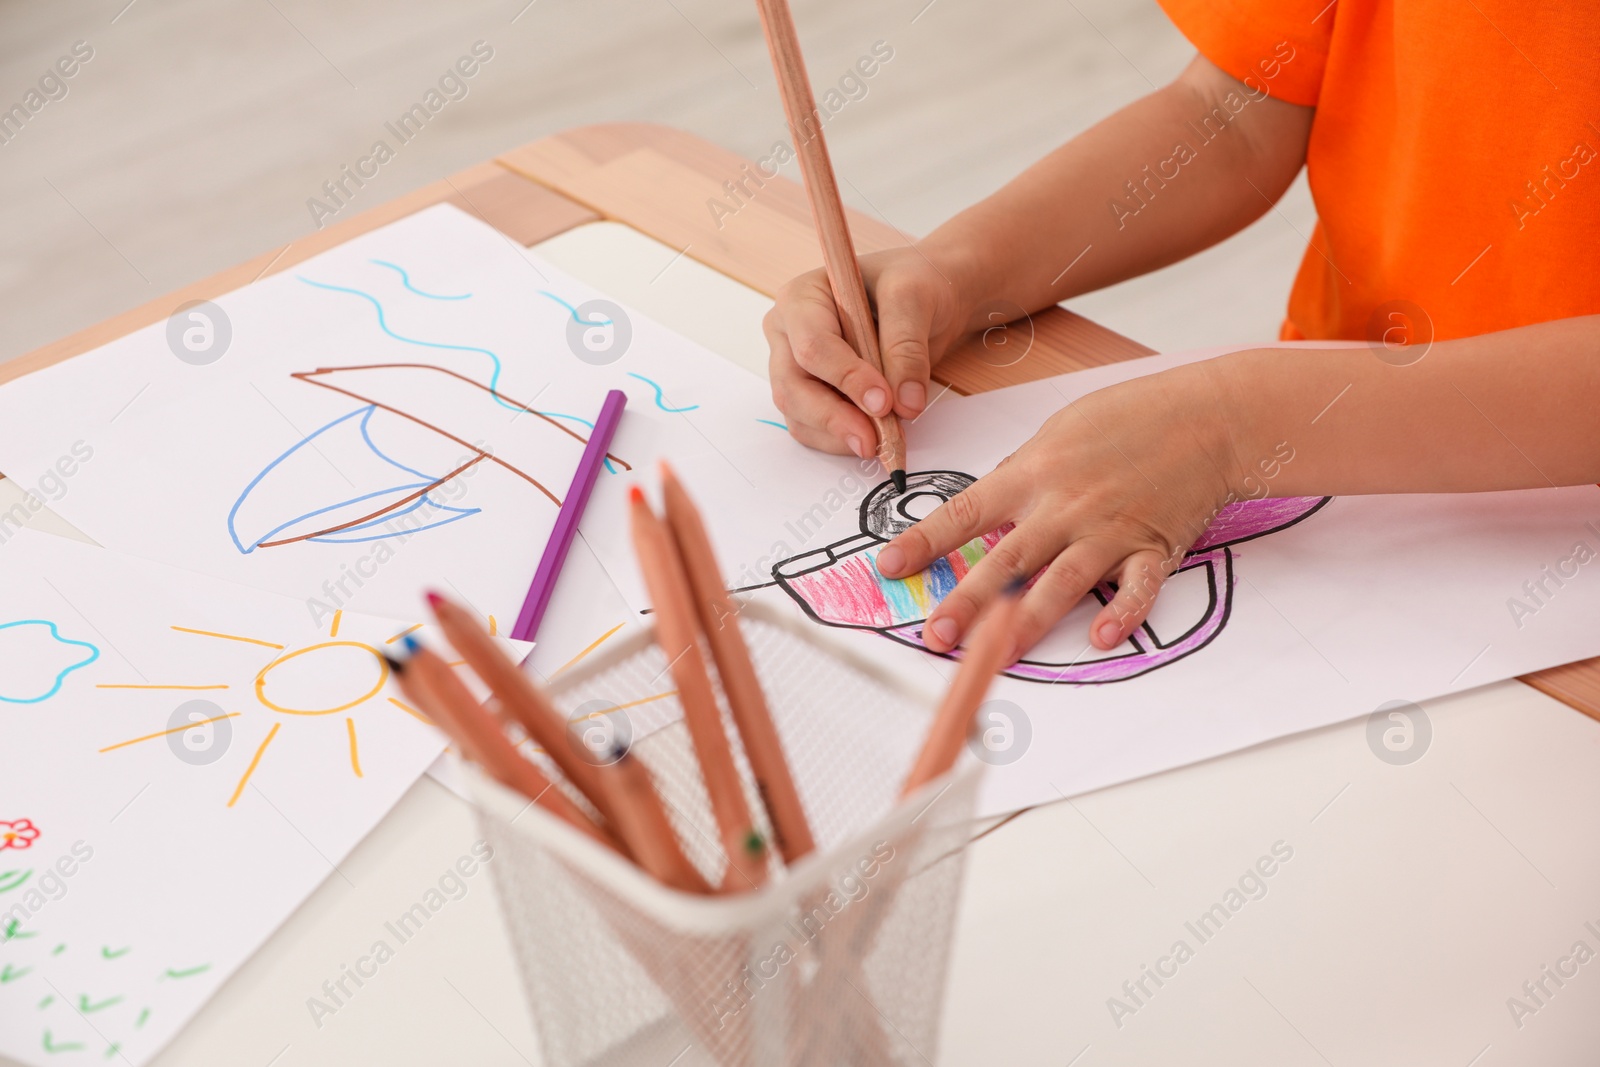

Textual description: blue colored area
[538,290,611,325]
[870,559,921,622]
[755,418,789,431]
[923,555,959,604]
[228,405,480,553]
[627,372,699,413]
[0,621,99,704]
[370,260,470,300]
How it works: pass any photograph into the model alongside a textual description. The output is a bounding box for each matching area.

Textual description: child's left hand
[873,360,1247,660]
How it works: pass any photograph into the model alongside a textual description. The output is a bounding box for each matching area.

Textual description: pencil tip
[628,485,645,505]
[744,829,766,856]
[1003,576,1028,596]
[402,632,422,655]
[424,590,443,608]
[381,652,405,674]
[891,469,907,494]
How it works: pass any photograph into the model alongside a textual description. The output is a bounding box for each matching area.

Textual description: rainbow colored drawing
[773,471,1329,684]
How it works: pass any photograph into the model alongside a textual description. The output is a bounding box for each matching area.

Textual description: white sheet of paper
[0,529,524,1066]
[635,348,1600,816]
[0,204,786,628]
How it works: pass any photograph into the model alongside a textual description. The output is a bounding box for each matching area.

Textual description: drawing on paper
[0,820,39,851]
[227,365,632,553]
[0,818,39,901]
[95,612,430,807]
[0,621,99,705]
[0,903,210,1063]
[769,471,1330,684]
[228,265,640,555]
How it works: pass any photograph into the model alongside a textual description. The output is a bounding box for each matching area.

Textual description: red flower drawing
[0,819,39,851]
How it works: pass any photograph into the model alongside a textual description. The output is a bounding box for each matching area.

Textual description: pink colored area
[1191,496,1324,552]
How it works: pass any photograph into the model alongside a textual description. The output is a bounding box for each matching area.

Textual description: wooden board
[497,123,1155,395]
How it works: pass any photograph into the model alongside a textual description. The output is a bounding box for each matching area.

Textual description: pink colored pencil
[510,389,628,642]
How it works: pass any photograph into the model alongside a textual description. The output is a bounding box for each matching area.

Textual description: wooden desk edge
[8,122,1600,725]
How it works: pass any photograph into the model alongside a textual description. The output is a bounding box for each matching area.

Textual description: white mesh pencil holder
[471,602,981,1067]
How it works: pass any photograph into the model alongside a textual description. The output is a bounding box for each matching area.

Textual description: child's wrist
[916,226,1002,334]
[1192,351,1273,499]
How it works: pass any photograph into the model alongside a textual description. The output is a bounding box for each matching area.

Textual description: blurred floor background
[0,0,1316,364]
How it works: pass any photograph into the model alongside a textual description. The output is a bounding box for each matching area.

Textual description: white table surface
[7,222,1598,1067]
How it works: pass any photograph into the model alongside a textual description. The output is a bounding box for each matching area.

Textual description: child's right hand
[763,246,970,458]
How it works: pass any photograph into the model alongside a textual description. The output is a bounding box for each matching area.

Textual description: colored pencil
[510,388,628,642]
[392,636,620,851]
[752,0,908,492]
[900,583,1026,796]
[606,747,713,894]
[427,591,621,824]
[426,592,710,894]
[660,461,815,863]
[628,486,769,891]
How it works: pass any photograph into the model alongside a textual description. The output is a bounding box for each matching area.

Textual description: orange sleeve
[1156,0,1333,106]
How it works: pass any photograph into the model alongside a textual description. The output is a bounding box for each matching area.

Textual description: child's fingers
[771,290,895,419]
[875,472,1023,579]
[1009,538,1126,660]
[915,513,1058,653]
[873,274,938,418]
[767,313,878,457]
[772,372,877,458]
[1089,549,1169,649]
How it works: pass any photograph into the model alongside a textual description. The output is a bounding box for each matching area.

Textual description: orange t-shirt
[1157,0,1600,342]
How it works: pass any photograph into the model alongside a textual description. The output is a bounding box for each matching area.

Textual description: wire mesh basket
[471,601,981,1067]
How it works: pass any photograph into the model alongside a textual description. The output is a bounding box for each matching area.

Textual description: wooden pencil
[606,748,712,894]
[426,591,621,826]
[900,584,1026,796]
[628,486,769,891]
[660,461,815,863]
[427,591,711,893]
[752,0,908,491]
[392,637,620,852]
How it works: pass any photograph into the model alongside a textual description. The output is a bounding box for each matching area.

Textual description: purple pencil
[510,388,628,643]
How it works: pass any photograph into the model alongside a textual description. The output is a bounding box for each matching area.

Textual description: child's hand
[873,361,1245,660]
[764,247,969,457]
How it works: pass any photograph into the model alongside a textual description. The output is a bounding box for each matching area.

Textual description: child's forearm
[1212,315,1600,496]
[920,56,1314,330]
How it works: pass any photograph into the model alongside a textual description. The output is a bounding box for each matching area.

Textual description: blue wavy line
[370,260,470,300]
[539,290,611,325]
[297,276,524,413]
[297,277,629,445]
[755,418,788,431]
[0,621,99,704]
[627,372,699,413]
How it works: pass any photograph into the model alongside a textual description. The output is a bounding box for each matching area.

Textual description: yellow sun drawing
[93,610,494,807]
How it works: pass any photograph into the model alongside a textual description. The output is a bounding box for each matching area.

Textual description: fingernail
[845,434,866,458]
[929,616,959,648]
[898,380,926,412]
[875,545,905,576]
[863,387,889,416]
[1096,621,1120,647]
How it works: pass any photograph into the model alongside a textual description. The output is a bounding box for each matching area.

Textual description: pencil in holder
[471,601,981,1067]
